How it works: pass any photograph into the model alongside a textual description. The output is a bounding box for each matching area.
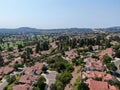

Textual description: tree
[26,48,33,54]
[42,41,49,50]
[61,51,65,56]
[23,48,33,60]
[56,62,66,73]
[113,44,120,50]
[103,55,112,64]
[66,64,74,72]
[42,66,48,73]
[0,46,2,51]
[78,82,89,90]
[8,47,14,51]
[92,54,99,59]
[88,45,93,51]
[115,50,120,58]
[7,75,16,84]
[21,52,27,63]
[14,64,23,71]
[36,42,40,53]
[47,56,74,73]
[56,71,72,84]
[55,80,64,90]
[105,41,111,48]
[103,55,117,71]
[0,54,4,66]
[50,84,57,90]
[7,55,15,59]
[34,76,46,90]
[17,44,23,52]
[106,62,117,71]
[70,38,77,48]
[79,39,84,47]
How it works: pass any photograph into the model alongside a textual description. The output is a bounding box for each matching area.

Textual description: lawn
[0,41,24,51]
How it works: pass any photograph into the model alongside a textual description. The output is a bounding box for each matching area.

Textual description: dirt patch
[64,66,81,90]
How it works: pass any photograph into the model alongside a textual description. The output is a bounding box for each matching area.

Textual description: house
[9,58,23,67]
[13,84,33,90]
[3,66,14,75]
[86,78,118,90]
[2,56,9,63]
[41,50,50,55]
[13,52,20,57]
[84,58,105,71]
[24,67,35,75]
[24,62,43,75]
[82,71,115,82]
[65,49,78,59]
[103,74,114,81]
[110,41,119,45]
[88,79,109,90]
[50,42,58,49]
[33,62,43,74]
[109,85,119,90]
[98,48,115,59]
[19,75,40,84]
[30,53,40,59]
[82,71,105,79]
[92,45,99,51]
[0,66,14,75]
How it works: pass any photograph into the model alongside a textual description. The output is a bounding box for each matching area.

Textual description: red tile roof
[3,57,9,63]
[13,84,33,90]
[24,62,43,75]
[98,48,115,59]
[0,66,14,75]
[109,85,119,90]
[89,80,109,90]
[3,66,14,75]
[24,67,35,75]
[103,74,114,81]
[83,71,105,79]
[65,49,78,59]
[19,75,40,84]
[84,58,105,71]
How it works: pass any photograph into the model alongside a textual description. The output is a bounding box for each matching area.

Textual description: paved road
[0,79,8,90]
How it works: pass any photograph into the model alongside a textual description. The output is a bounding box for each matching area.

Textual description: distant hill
[105,26,120,32]
[94,26,120,33]
[0,26,120,34]
[0,27,93,34]
[0,27,40,34]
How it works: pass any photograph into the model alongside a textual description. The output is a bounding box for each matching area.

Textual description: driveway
[114,58,120,74]
[0,79,8,90]
[42,70,58,90]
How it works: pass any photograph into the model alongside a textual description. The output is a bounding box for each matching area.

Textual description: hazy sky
[0,0,120,29]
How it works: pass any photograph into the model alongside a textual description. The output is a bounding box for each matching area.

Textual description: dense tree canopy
[0,54,4,66]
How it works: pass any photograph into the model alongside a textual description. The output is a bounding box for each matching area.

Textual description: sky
[0,0,120,29]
